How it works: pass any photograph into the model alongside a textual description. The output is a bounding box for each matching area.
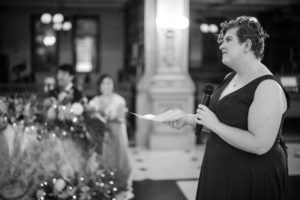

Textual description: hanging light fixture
[62,21,72,31]
[43,35,56,46]
[53,23,63,31]
[199,23,218,33]
[209,24,218,33]
[40,13,52,24]
[40,0,70,30]
[53,13,64,24]
[200,23,209,33]
[40,12,71,31]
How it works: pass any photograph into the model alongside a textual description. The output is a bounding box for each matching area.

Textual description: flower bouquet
[0,94,115,200]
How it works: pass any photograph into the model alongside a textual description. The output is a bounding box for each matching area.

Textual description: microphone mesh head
[203,84,214,95]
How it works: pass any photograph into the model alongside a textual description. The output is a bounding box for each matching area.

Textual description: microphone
[195,84,214,136]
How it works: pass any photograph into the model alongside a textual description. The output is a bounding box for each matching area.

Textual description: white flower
[70,103,84,116]
[58,92,69,102]
[36,189,46,199]
[54,178,66,192]
[47,107,57,119]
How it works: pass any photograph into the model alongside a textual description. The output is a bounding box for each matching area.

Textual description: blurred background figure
[89,74,134,200]
[49,64,84,104]
[43,76,56,95]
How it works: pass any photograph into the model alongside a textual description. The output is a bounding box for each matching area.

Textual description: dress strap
[216,72,236,89]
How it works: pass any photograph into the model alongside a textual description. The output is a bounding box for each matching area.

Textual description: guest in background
[43,76,56,95]
[164,16,289,200]
[49,64,84,104]
[89,74,133,199]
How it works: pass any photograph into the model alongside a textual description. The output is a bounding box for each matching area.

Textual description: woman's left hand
[195,104,220,131]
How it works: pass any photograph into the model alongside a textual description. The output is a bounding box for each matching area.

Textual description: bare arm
[182,113,197,127]
[197,80,287,155]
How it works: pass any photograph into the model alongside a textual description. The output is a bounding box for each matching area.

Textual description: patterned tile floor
[129,142,300,200]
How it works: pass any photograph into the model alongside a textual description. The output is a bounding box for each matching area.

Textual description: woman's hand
[163,109,193,129]
[165,119,186,129]
[105,105,119,120]
[196,104,220,132]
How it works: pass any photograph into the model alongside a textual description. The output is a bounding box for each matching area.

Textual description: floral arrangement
[0,93,117,200]
[39,97,90,140]
[0,94,41,131]
[0,93,105,144]
[35,169,118,200]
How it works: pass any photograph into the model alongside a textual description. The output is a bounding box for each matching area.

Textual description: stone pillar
[136,0,196,150]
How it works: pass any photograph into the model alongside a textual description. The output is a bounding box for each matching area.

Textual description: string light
[36,171,118,200]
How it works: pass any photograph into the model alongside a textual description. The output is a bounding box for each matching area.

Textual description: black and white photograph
[1,0,300,200]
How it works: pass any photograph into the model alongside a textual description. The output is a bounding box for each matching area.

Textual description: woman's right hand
[162,109,192,129]
[165,119,186,129]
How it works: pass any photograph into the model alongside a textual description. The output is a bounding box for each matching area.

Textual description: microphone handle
[195,124,203,137]
[195,94,211,136]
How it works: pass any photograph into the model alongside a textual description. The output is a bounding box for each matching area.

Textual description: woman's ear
[244,39,252,53]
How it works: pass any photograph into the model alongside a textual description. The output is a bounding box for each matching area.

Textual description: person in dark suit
[49,64,84,104]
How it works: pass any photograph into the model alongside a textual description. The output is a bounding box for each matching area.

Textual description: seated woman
[89,74,133,199]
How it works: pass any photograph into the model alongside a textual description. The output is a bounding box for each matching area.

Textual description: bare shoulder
[90,95,101,103]
[113,93,126,105]
[256,79,283,95]
[254,79,287,111]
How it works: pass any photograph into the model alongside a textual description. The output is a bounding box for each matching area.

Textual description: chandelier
[40,13,72,31]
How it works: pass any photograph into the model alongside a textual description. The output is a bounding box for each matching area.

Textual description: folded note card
[127,109,185,122]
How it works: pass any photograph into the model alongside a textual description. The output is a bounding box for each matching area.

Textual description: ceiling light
[41,13,52,24]
[53,13,64,24]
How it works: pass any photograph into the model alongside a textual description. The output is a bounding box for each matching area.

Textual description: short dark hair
[97,74,113,86]
[96,74,114,94]
[57,64,75,76]
[217,16,269,59]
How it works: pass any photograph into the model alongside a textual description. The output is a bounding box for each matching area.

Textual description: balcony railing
[0,83,44,96]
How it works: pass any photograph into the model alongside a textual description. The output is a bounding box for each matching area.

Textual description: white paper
[128,112,163,122]
[127,109,185,122]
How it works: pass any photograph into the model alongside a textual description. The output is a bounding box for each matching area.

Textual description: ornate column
[136,0,196,150]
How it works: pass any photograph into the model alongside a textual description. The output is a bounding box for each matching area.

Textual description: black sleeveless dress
[195,73,290,200]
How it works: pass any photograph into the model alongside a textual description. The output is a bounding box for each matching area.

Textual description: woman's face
[219,27,245,67]
[99,77,114,95]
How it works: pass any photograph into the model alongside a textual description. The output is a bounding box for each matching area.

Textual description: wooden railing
[0,83,44,96]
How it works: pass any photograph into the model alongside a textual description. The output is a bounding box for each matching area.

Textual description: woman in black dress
[166,16,289,200]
